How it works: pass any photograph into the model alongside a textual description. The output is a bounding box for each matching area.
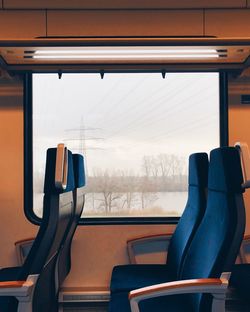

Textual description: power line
[97,75,188,131]
[64,122,104,177]
[105,81,215,140]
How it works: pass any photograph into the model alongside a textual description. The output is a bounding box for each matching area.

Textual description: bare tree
[119,170,137,212]
[89,168,122,214]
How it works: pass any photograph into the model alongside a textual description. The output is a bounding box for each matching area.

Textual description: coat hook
[100,70,105,79]
[161,70,166,79]
[58,70,63,79]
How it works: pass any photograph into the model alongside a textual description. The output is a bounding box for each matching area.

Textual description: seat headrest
[44,148,75,194]
[208,147,243,193]
[188,153,208,187]
[235,142,250,189]
[73,154,85,188]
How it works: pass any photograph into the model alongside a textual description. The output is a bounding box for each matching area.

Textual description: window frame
[24,71,228,226]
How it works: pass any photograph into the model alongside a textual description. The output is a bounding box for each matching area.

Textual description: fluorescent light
[34,48,218,55]
[29,47,223,61]
[33,54,219,60]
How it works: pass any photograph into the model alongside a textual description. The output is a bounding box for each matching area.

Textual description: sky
[33,72,219,180]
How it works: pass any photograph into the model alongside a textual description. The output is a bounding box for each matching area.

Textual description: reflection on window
[33,73,219,218]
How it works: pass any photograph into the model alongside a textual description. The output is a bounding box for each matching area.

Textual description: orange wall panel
[47,10,203,37]
[3,0,247,9]
[229,104,250,235]
[205,9,250,37]
[0,11,46,39]
[0,76,37,268]
[63,224,175,288]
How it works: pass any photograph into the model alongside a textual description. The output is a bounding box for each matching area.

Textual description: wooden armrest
[129,278,226,299]
[129,276,229,312]
[243,234,250,241]
[127,233,173,264]
[127,233,173,244]
[238,235,250,263]
[0,281,27,288]
[15,237,35,266]
[15,237,35,246]
[0,275,38,312]
[0,276,36,297]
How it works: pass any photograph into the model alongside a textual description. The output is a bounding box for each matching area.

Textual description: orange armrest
[243,234,250,241]
[15,237,35,246]
[127,233,173,244]
[127,233,174,264]
[0,281,27,288]
[129,277,228,300]
[0,279,35,297]
[127,234,173,264]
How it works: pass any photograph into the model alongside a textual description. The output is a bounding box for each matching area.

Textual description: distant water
[83,192,188,217]
[34,191,188,218]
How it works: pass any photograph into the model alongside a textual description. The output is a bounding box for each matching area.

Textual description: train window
[30,72,219,222]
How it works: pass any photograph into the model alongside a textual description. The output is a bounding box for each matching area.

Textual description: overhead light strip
[32,54,220,59]
[23,47,226,60]
[33,48,219,55]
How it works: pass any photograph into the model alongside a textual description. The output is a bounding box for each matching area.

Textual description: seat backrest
[58,153,85,286]
[180,147,246,312]
[16,145,75,312]
[166,153,208,280]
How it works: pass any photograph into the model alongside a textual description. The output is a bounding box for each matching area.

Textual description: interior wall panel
[63,224,175,288]
[0,74,37,269]
[205,9,250,37]
[47,10,203,37]
[0,11,46,39]
[229,110,250,235]
[228,76,250,236]
[3,0,247,9]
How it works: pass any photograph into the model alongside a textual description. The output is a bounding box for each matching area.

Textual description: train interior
[1,1,250,312]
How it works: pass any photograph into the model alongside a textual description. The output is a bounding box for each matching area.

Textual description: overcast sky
[33,73,219,178]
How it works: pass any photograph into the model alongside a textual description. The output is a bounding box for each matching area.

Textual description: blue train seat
[110,152,208,294]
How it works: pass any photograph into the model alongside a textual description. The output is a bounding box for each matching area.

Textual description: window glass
[33,73,219,218]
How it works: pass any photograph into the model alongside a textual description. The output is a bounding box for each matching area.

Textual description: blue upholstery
[58,153,85,285]
[0,152,85,308]
[208,147,243,193]
[167,153,208,279]
[188,152,208,187]
[111,265,173,293]
[73,154,85,187]
[230,264,250,302]
[110,153,208,294]
[0,147,75,312]
[109,147,245,312]
[21,149,74,276]
[179,147,245,311]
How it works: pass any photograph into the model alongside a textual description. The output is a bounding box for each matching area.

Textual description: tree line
[86,153,187,193]
[84,154,187,214]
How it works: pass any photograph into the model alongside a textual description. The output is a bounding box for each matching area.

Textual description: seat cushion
[0,297,18,312]
[109,291,190,312]
[110,265,174,294]
[230,264,250,301]
[0,267,22,311]
[0,266,21,281]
